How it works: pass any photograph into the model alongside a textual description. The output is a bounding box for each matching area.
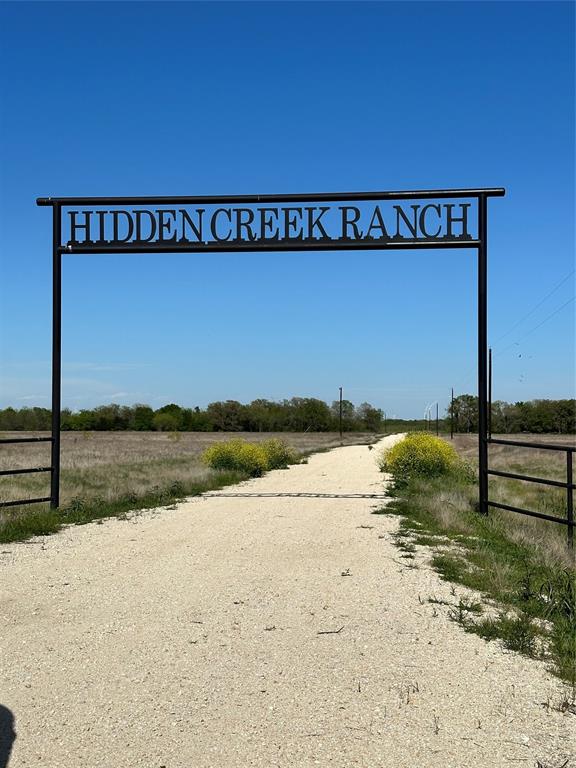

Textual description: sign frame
[36,187,506,514]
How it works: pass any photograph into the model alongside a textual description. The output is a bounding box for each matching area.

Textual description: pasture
[0,430,377,509]
[453,433,574,561]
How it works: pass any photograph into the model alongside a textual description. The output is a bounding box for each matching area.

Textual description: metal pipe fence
[487,437,575,549]
[0,437,53,509]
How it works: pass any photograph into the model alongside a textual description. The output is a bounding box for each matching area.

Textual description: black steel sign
[37,189,502,255]
[29,188,504,518]
[63,200,474,250]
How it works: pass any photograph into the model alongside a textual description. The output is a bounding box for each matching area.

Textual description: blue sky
[0,1,574,419]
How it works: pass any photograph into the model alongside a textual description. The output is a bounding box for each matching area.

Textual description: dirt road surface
[0,436,573,767]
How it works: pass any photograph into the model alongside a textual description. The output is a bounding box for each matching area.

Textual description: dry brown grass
[449,433,575,567]
[0,431,377,507]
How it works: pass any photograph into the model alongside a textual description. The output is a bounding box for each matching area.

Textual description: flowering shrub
[202,438,299,477]
[378,432,460,482]
[202,440,268,477]
[260,439,298,469]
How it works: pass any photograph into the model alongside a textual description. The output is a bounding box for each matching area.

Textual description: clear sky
[0,1,574,419]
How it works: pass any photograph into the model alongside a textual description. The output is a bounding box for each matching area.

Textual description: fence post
[339,386,343,444]
[488,347,492,439]
[567,450,574,550]
[50,204,62,509]
[477,194,489,515]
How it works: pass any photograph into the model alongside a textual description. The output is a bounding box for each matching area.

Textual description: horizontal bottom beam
[60,239,481,255]
[488,500,572,527]
[0,496,52,508]
[0,466,52,477]
[0,437,52,444]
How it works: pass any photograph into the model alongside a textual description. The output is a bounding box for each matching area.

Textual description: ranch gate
[1,187,572,546]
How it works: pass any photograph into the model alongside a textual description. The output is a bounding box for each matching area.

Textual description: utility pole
[450,387,454,440]
[339,386,343,444]
[436,402,439,436]
[383,411,387,434]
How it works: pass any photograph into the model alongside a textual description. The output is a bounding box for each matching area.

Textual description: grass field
[0,430,378,513]
[452,433,574,560]
[2,428,575,682]
[376,432,576,684]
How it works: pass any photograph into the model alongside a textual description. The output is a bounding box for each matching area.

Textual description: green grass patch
[467,613,542,658]
[375,469,576,685]
[0,469,246,545]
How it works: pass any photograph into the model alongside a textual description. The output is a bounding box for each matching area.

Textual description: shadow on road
[0,706,15,768]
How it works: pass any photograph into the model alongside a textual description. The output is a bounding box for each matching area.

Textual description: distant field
[451,433,575,555]
[0,431,379,507]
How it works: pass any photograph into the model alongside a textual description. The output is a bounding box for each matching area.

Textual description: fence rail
[487,437,575,549]
[0,437,53,509]
[0,437,52,444]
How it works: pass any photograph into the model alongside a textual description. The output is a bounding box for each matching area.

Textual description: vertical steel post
[567,451,574,550]
[450,387,454,439]
[488,347,493,439]
[478,195,489,515]
[50,205,61,508]
[339,386,343,443]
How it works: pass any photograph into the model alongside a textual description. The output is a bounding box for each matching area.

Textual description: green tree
[330,399,356,430]
[152,411,180,431]
[155,404,184,430]
[286,398,331,431]
[357,402,383,432]
[206,400,247,431]
[131,405,154,431]
[447,394,478,433]
[182,407,212,431]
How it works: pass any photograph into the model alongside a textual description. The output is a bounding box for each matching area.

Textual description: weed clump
[260,439,298,470]
[202,438,299,477]
[379,432,467,483]
[202,440,268,477]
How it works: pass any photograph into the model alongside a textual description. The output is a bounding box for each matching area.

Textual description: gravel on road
[0,435,573,767]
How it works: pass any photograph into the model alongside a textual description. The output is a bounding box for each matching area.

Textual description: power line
[454,269,575,391]
[495,295,575,357]
[492,269,575,346]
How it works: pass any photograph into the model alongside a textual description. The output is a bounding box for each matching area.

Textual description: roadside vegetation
[0,431,375,544]
[202,438,298,476]
[0,470,245,545]
[376,432,576,687]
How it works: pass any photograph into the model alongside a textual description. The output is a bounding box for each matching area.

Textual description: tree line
[448,395,575,434]
[0,398,385,433]
[0,396,573,434]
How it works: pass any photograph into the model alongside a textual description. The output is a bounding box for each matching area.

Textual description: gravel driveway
[0,435,573,767]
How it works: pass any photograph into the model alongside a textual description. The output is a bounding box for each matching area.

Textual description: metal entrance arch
[23,187,504,512]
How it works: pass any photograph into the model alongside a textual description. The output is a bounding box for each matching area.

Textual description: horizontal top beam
[36,188,506,207]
